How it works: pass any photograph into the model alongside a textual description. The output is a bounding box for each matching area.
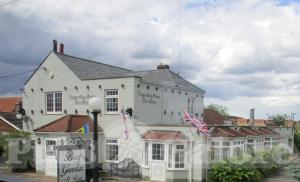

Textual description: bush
[208,160,262,182]
[0,131,31,156]
[294,132,300,151]
[0,131,32,170]
[208,150,286,182]
[252,151,280,176]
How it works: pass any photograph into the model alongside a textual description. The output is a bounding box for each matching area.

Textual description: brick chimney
[157,63,170,70]
[59,43,64,54]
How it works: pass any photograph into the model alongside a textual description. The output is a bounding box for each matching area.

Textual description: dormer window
[45,92,62,114]
[105,89,119,113]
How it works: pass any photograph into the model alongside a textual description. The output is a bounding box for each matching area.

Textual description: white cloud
[1,0,300,119]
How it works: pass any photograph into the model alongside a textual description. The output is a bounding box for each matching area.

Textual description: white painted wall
[23,52,204,131]
[133,79,204,125]
[35,132,103,175]
[23,52,206,181]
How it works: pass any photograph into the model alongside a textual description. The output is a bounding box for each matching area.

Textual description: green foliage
[208,161,261,182]
[294,131,300,151]
[268,114,286,126]
[253,151,280,177]
[207,104,229,117]
[271,145,290,165]
[208,150,285,182]
[0,131,31,156]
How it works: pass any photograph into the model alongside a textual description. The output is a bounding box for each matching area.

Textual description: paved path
[263,167,298,182]
[263,153,300,182]
[0,173,34,182]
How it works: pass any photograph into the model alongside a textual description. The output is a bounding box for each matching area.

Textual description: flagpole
[206,135,208,182]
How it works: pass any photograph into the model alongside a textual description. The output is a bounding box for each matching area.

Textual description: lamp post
[88,97,101,182]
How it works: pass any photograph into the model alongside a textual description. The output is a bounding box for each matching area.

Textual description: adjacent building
[0,96,23,133]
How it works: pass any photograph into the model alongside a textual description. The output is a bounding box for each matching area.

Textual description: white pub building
[22,42,294,182]
[22,42,206,181]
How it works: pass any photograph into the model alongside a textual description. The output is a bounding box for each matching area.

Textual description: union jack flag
[183,111,209,136]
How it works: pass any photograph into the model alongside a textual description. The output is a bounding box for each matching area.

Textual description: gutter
[0,116,21,131]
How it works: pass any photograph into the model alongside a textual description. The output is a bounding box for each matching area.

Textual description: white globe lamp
[88,97,101,112]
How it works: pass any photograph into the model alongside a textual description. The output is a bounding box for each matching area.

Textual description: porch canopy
[34,114,102,132]
[141,130,188,140]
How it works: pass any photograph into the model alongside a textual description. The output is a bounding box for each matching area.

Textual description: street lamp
[88,97,101,182]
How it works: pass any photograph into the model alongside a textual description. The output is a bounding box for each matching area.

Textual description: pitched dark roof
[135,70,205,93]
[34,114,102,132]
[55,53,205,93]
[0,112,23,130]
[56,53,135,80]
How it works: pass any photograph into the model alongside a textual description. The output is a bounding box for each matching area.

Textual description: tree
[207,104,230,117]
[268,114,286,126]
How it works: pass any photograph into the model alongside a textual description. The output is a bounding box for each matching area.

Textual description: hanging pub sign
[57,145,88,182]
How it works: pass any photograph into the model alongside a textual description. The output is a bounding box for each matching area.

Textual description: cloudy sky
[0,0,300,119]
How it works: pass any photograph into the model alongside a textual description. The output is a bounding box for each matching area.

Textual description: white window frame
[187,97,195,115]
[174,144,185,169]
[211,141,233,162]
[45,139,57,156]
[152,143,165,161]
[105,89,119,114]
[233,139,244,157]
[105,139,118,162]
[221,147,230,160]
[45,92,62,114]
[211,147,220,162]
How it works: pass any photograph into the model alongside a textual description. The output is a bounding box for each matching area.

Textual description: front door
[45,139,57,176]
[150,143,166,181]
[151,161,166,181]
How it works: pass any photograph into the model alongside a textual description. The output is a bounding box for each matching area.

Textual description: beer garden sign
[57,145,88,182]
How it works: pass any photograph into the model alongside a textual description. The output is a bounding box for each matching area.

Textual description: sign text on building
[69,94,96,105]
[137,91,160,104]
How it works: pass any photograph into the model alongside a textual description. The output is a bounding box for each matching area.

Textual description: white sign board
[57,145,86,182]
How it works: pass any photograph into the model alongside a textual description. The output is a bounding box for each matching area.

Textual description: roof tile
[0,96,21,112]
[34,115,102,132]
[204,109,224,125]
[56,53,205,93]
